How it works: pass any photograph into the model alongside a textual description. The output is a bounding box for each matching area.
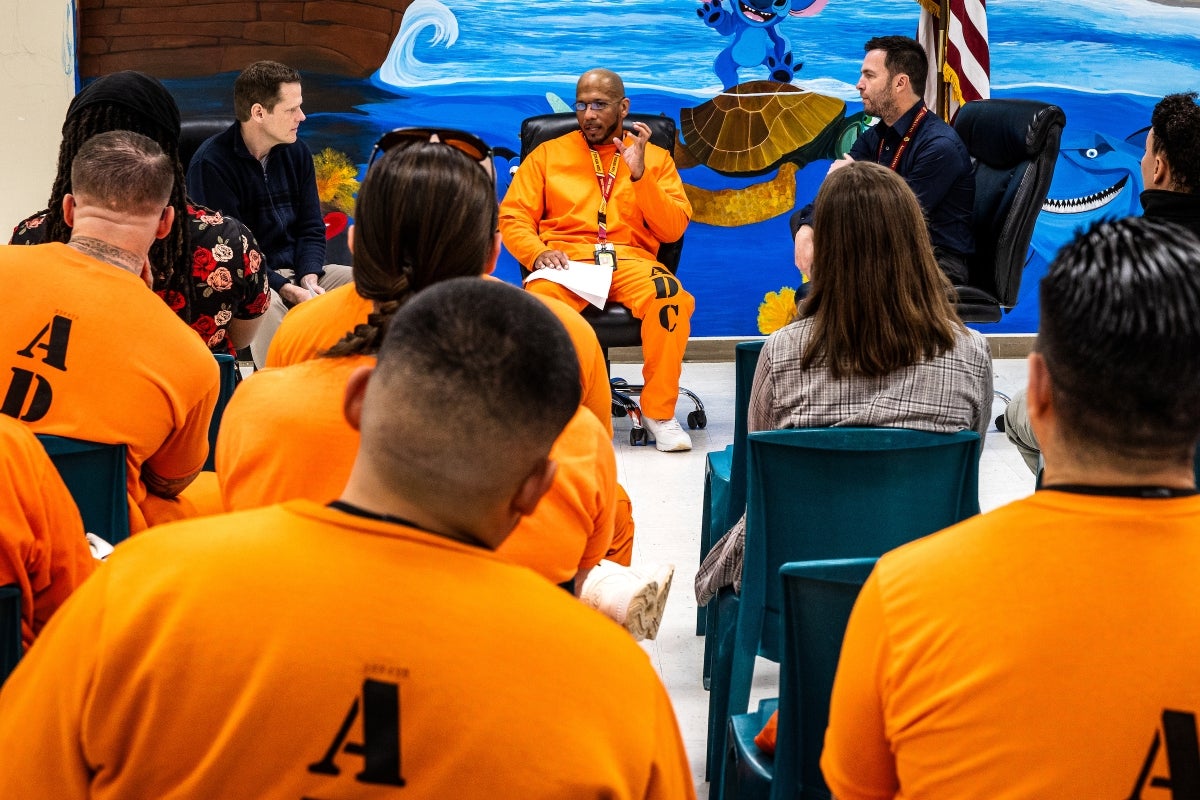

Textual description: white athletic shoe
[581,560,676,641]
[642,416,692,452]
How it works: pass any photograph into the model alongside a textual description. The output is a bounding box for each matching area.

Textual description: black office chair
[951,99,1066,323]
[179,115,234,173]
[517,112,706,444]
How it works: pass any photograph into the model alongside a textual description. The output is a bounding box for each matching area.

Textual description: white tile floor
[614,355,1036,796]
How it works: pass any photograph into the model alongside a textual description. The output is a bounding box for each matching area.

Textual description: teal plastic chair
[36,435,130,544]
[724,558,878,800]
[0,584,22,687]
[699,339,765,638]
[204,353,241,471]
[707,427,982,791]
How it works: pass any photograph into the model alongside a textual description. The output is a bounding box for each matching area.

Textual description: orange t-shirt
[0,243,219,533]
[823,490,1200,799]
[0,500,695,798]
[215,356,371,510]
[0,415,95,648]
[264,282,366,368]
[217,360,614,582]
[265,278,613,437]
[494,406,615,582]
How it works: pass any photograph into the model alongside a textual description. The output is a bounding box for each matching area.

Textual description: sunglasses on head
[367,127,494,172]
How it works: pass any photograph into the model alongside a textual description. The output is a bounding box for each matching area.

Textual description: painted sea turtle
[680,80,846,176]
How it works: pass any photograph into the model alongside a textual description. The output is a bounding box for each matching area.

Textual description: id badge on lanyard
[591,148,621,270]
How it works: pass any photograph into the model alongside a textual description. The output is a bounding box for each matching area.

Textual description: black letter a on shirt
[308,679,405,787]
[1128,709,1200,799]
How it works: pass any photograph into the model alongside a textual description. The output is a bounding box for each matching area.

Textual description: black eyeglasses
[367,127,494,173]
[574,101,613,112]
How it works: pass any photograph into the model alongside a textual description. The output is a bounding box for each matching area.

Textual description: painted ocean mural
[165,0,1200,336]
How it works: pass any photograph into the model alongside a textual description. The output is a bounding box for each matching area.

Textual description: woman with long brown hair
[697,160,992,603]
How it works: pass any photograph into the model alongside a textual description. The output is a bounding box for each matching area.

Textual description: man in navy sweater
[790,36,975,284]
[188,60,351,367]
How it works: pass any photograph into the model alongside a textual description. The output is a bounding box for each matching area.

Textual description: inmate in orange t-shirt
[0,415,95,648]
[265,278,614,437]
[0,500,695,798]
[0,243,219,533]
[217,359,614,583]
[823,490,1200,799]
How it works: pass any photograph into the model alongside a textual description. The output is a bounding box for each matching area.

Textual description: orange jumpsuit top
[0,415,95,649]
[0,243,219,533]
[498,131,691,268]
[0,500,695,798]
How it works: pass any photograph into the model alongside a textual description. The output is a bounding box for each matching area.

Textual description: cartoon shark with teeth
[696,0,827,88]
[1031,130,1144,265]
[977,126,1149,332]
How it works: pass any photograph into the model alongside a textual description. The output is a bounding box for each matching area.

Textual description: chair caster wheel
[687,410,707,430]
[612,402,628,418]
[630,427,648,446]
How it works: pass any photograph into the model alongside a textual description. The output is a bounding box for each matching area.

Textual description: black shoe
[994,413,1006,433]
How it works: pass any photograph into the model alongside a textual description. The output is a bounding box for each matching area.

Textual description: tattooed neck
[68,236,143,274]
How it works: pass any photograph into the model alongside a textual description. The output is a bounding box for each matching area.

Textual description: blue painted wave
[376,0,1200,99]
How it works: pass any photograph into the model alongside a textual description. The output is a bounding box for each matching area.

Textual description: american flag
[917,0,990,119]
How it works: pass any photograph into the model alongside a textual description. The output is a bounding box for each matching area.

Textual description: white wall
[0,0,76,230]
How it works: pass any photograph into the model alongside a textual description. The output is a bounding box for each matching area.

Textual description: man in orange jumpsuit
[500,68,695,452]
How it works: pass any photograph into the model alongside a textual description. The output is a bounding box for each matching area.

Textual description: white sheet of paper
[522,260,613,309]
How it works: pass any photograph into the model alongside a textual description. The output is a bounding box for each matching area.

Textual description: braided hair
[323,140,498,358]
[40,76,196,321]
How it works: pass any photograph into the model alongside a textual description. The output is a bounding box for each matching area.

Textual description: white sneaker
[642,416,692,452]
[581,560,675,641]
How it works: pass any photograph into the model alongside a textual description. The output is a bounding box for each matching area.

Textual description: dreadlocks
[40,85,196,322]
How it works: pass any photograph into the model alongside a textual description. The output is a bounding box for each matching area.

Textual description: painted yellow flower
[757,286,799,335]
[313,148,360,214]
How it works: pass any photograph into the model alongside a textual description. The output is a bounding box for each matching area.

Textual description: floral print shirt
[10,202,270,355]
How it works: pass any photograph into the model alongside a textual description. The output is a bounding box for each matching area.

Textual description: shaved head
[577,68,624,97]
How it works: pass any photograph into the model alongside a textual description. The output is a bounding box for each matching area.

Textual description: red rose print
[160,290,187,312]
[245,292,271,315]
[193,248,216,278]
[193,315,218,338]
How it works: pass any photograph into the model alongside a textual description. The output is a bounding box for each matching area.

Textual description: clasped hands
[279,273,324,304]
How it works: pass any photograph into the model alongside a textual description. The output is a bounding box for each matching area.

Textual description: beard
[582,120,622,146]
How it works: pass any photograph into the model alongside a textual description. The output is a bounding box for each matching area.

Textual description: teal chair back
[708,427,981,791]
[0,584,22,686]
[205,353,241,471]
[728,340,766,523]
[36,435,130,544]
[700,339,765,637]
[775,558,877,800]
[747,428,980,657]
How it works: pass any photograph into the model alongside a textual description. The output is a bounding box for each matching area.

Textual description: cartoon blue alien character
[696,0,827,88]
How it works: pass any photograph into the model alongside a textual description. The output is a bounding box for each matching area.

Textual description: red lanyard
[877,105,929,171]
[589,148,621,243]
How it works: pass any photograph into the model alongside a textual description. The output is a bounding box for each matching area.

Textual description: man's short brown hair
[70,130,173,216]
[234,61,302,122]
